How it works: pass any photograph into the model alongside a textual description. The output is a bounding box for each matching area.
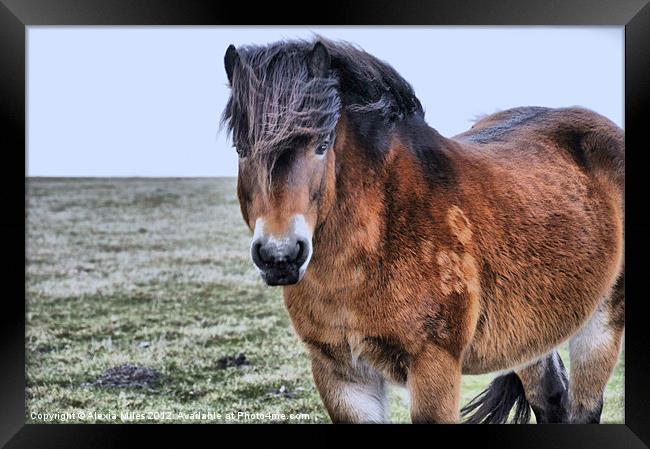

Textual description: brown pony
[221,38,625,424]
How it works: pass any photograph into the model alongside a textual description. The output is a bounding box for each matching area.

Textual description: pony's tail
[460,372,532,424]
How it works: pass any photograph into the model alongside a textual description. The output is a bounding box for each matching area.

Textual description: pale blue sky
[27,27,623,177]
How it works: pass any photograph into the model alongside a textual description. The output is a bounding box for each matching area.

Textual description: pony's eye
[315,141,329,155]
[235,145,248,159]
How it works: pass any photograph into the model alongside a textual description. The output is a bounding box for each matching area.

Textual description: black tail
[461,372,531,424]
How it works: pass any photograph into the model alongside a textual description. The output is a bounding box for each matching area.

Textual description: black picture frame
[3,0,649,447]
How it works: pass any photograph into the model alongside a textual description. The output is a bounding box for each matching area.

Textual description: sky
[27,27,623,177]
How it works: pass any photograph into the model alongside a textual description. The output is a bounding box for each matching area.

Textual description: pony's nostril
[252,241,266,267]
[287,241,301,262]
[295,240,309,266]
[258,244,274,264]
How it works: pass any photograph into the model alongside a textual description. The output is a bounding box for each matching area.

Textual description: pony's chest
[286,266,377,330]
[285,290,360,341]
[284,286,412,385]
[304,329,411,386]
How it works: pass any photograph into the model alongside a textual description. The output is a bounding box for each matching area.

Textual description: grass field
[26,178,624,424]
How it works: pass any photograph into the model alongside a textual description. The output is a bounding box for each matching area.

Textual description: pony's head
[221,38,422,286]
[222,40,339,285]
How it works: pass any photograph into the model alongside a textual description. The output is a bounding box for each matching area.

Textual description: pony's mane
[322,37,424,120]
[221,37,424,172]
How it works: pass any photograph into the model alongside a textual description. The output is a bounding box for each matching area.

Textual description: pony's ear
[224,44,240,85]
[308,41,330,78]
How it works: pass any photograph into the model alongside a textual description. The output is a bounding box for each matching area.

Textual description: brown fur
[236,107,624,423]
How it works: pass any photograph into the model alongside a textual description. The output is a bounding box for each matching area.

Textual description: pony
[220,37,625,424]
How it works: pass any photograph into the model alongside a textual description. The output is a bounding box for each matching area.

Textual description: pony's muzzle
[251,235,311,286]
[250,215,314,286]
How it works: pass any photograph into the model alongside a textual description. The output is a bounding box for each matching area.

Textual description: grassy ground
[26,178,624,424]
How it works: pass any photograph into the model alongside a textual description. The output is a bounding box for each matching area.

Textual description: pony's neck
[311,112,457,274]
[311,113,397,269]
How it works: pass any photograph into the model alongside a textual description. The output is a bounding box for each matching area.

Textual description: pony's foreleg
[568,274,625,423]
[407,344,461,423]
[515,350,569,423]
[310,356,387,423]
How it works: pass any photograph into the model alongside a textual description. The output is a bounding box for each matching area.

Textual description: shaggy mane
[221,37,424,180]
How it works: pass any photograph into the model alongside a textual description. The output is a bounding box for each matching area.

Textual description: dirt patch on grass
[92,364,160,388]
[216,353,248,369]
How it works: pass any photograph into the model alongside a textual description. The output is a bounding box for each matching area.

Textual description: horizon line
[26,175,238,179]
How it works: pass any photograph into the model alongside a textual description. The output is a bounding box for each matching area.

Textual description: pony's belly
[459,295,602,375]
[460,345,536,375]
[460,335,561,375]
